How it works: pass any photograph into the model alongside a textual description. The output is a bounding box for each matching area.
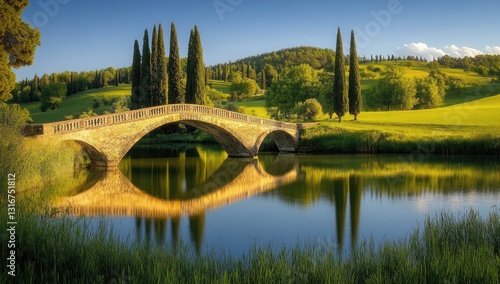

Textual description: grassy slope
[23,85,131,123]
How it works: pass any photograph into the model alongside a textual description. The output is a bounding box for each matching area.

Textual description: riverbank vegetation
[1,200,498,283]
[0,103,86,191]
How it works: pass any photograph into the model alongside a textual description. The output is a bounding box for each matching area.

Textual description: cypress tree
[131,39,141,110]
[185,25,206,105]
[261,71,266,89]
[333,27,348,122]
[150,25,158,104]
[155,23,168,105]
[348,30,362,120]
[167,22,183,104]
[141,29,152,107]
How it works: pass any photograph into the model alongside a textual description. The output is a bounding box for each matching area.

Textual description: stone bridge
[25,104,300,167]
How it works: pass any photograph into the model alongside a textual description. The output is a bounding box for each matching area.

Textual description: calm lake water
[58,145,500,257]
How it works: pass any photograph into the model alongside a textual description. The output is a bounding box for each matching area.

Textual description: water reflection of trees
[268,155,499,249]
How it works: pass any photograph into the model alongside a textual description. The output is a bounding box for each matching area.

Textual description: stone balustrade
[29,104,298,136]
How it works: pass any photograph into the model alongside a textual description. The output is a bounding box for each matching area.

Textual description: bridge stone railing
[24,104,298,136]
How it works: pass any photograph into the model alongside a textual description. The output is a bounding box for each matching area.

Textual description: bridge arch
[116,119,254,161]
[255,129,298,154]
[72,140,108,167]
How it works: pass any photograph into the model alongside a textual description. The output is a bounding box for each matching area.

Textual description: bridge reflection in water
[52,150,499,255]
[53,152,299,252]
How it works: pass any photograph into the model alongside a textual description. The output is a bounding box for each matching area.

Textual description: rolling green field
[22,85,132,123]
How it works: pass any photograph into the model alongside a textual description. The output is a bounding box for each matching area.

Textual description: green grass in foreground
[1,204,498,283]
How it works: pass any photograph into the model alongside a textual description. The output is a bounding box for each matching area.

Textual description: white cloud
[397,43,500,60]
[444,45,483,58]
[396,42,446,61]
[485,46,500,55]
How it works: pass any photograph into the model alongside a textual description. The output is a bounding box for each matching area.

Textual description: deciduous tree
[40,82,67,112]
[0,0,41,101]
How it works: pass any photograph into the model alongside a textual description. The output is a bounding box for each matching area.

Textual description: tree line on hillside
[437,54,500,79]
[9,67,133,108]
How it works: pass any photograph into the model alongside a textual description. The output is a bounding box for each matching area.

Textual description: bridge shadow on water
[54,156,298,218]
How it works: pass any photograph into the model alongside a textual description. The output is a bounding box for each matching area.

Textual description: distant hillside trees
[437,54,500,78]
[208,46,335,89]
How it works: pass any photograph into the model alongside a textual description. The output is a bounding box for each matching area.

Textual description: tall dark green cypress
[150,25,158,104]
[141,29,152,107]
[167,22,183,104]
[333,27,348,122]
[185,25,205,105]
[348,30,362,120]
[155,23,168,105]
[130,39,141,110]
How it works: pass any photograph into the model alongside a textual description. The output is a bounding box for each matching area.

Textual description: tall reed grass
[1,205,498,283]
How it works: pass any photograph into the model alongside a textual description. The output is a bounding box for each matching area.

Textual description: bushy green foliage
[365,68,417,111]
[266,64,323,120]
[40,82,68,112]
[229,71,260,101]
[294,98,323,120]
[415,76,444,109]
[0,102,81,190]
[0,0,41,101]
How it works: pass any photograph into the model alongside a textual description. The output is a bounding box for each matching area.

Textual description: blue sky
[14,0,500,80]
